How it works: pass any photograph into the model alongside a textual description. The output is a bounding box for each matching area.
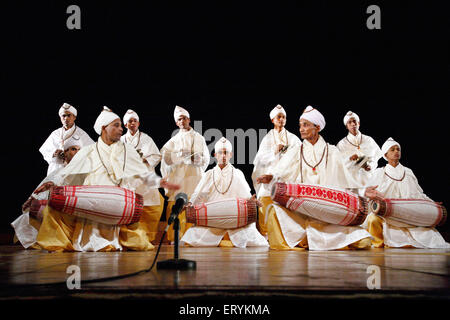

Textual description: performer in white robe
[251,105,301,236]
[257,106,383,251]
[337,111,382,186]
[181,138,268,248]
[160,105,210,241]
[121,109,164,243]
[39,103,94,175]
[365,138,449,248]
[12,136,82,249]
[33,107,180,252]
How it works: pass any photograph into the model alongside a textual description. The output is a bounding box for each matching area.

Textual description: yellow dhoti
[366,213,385,248]
[165,200,192,242]
[257,196,273,236]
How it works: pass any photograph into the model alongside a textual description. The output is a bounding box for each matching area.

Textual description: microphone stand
[157,213,196,270]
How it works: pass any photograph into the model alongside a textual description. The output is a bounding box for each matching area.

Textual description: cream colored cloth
[121,130,162,206]
[337,131,382,186]
[39,125,94,175]
[266,136,372,250]
[252,128,301,198]
[365,163,449,248]
[160,128,210,201]
[181,164,268,248]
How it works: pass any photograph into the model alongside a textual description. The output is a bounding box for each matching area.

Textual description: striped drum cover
[29,199,47,220]
[186,198,257,229]
[271,182,368,226]
[48,185,143,225]
[370,199,447,227]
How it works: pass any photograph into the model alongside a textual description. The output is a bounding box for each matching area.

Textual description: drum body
[48,185,143,225]
[29,199,47,220]
[186,198,257,229]
[271,182,368,226]
[370,199,447,227]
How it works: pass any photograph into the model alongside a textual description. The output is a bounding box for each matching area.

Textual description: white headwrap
[381,137,401,160]
[343,111,360,126]
[299,105,326,132]
[58,103,77,117]
[123,109,139,124]
[270,104,286,120]
[173,105,190,122]
[63,135,82,151]
[214,137,233,153]
[93,106,120,135]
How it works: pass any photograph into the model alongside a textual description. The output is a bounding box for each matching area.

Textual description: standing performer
[181,137,268,248]
[39,103,94,175]
[33,106,180,252]
[121,109,164,243]
[251,105,301,236]
[337,111,382,186]
[257,106,383,251]
[160,105,210,242]
[365,138,449,248]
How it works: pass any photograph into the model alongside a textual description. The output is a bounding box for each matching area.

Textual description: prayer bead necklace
[345,135,363,150]
[60,125,77,146]
[125,131,141,148]
[213,166,234,195]
[96,141,127,186]
[384,170,405,182]
[299,142,328,182]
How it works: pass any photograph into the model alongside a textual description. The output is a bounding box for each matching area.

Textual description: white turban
[343,111,360,126]
[123,109,139,124]
[381,137,401,160]
[63,135,82,151]
[270,104,286,120]
[58,103,77,117]
[299,106,326,132]
[173,105,190,122]
[214,137,233,153]
[93,106,120,135]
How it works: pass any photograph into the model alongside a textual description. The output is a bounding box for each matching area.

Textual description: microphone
[166,192,188,229]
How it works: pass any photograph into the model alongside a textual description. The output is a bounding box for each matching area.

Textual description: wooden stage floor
[1,244,449,315]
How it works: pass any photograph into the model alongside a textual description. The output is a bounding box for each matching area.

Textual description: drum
[370,199,447,227]
[186,198,257,229]
[48,185,143,225]
[271,182,368,226]
[29,199,47,220]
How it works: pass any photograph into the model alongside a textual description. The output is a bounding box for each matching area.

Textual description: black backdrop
[2,1,449,234]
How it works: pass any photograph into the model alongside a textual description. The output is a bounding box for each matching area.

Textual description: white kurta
[366,163,449,248]
[121,130,162,206]
[337,132,382,186]
[181,164,268,248]
[160,128,210,201]
[47,137,161,252]
[251,128,302,198]
[268,136,372,250]
[39,125,94,175]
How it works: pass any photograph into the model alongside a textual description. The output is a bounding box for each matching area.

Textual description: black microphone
[166,192,188,229]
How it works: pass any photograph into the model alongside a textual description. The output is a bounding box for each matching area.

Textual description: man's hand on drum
[349,154,359,161]
[256,174,273,184]
[364,185,384,202]
[248,194,262,207]
[34,181,55,194]
[160,178,181,191]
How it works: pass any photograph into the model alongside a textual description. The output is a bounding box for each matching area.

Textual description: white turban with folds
[173,105,190,122]
[299,105,326,131]
[343,110,360,126]
[58,103,77,117]
[214,137,233,153]
[93,106,120,135]
[381,137,401,160]
[123,109,139,124]
[270,104,286,120]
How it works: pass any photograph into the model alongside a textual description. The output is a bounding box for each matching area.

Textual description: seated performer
[365,138,449,248]
[180,137,268,248]
[160,105,210,242]
[33,106,180,252]
[337,111,382,186]
[39,102,94,175]
[12,136,82,249]
[121,109,164,243]
[251,105,301,236]
[257,106,383,251]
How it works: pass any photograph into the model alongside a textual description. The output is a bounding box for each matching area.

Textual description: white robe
[337,132,382,186]
[251,128,302,198]
[47,137,161,252]
[181,164,268,248]
[121,130,162,206]
[268,136,372,250]
[39,125,94,175]
[160,128,210,201]
[366,163,449,248]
